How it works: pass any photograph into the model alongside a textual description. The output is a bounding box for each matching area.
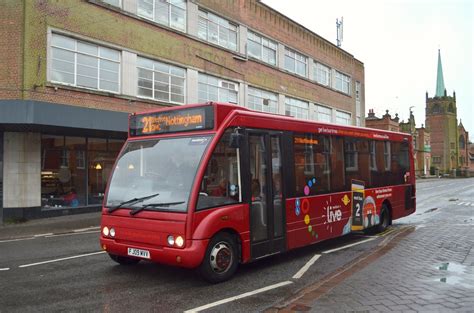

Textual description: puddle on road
[435,262,474,289]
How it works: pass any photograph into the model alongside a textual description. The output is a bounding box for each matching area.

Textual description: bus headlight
[167,235,175,246]
[102,226,109,237]
[175,236,184,247]
[109,228,116,237]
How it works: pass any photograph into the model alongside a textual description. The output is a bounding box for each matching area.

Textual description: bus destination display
[130,106,214,136]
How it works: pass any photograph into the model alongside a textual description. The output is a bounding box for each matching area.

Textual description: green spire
[435,49,446,97]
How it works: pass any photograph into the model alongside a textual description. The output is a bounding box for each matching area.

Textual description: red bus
[100,102,416,283]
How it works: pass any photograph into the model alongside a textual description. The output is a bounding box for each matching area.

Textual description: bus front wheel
[199,232,238,283]
[108,253,141,265]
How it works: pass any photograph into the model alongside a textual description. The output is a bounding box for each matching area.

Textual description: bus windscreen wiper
[129,201,185,216]
[107,193,160,213]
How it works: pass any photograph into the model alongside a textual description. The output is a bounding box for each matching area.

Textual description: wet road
[1,178,472,312]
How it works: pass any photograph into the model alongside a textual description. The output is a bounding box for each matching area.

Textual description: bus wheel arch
[382,200,393,225]
[198,230,240,283]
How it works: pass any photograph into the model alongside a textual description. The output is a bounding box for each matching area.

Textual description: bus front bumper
[100,237,209,269]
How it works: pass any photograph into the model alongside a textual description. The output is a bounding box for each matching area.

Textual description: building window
[285,97,309,120]
[102,0,121,7]
[137,0,186,31]
[247,31,277,65]
[384,141,391,170]
[137,57,185,104]
[41,136,124,209]
[459,135,465,149]
[335,71,351,94]
[344,139,358,171]
[284,48,307,77]
[316,105,332,123]
[50,34,120,93]
[198,73,238,104]
[198,10,237,51]
[314,62,330,86]
[369,141,377,170]
[336,111,351,125]
[248,87,278,113]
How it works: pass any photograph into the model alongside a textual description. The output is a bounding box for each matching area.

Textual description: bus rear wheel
[199,232,238,283]
[375,204,390,233]
[108,253,141,265]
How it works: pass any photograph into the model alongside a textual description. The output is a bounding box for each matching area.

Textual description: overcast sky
[262,0,473,136]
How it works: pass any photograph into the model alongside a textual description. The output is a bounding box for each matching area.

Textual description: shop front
[0,100,128,222]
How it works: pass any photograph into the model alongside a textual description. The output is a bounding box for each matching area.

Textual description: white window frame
[247,86,278,113]
[137,0,187,31]
[314,62,331,86]
[136,56,186,104]
[247,30,277,66]
[198,9,238,51]
[316,105,332,123]
[50,33,121,93]
[198,73,238,104]
[102,0,122,8]
[284,47,307,77]
[335,71,351,95]
[336,110,351,125]
[285,97,309,120]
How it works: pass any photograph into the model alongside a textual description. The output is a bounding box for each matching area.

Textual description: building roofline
[256,0,362,65]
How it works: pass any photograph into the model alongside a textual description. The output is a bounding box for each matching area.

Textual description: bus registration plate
[127,247,150,259]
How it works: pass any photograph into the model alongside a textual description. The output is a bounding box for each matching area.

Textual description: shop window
[41,135,124,208]
[197,129,240,210]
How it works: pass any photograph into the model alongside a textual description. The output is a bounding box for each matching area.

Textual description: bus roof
[129,102,411,142]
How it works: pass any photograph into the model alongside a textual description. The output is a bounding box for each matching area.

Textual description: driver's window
[197,129,240,210]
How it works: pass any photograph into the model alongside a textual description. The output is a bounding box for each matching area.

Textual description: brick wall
[0,1,24,100]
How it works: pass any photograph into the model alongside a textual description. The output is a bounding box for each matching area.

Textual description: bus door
[245,131,286,259]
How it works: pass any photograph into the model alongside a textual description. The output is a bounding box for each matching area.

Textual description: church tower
[425,50,459,174]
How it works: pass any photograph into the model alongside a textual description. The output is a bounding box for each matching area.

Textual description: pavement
[272,177,474,313]
[0,212,101,240]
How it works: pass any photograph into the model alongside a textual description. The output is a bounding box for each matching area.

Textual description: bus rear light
[102,226,109,237]
[175,236,184,247]
[167,235,175,246]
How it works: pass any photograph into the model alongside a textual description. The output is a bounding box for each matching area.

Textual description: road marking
[33,233,53,237]
[0,237,36,244]
[73,226,100,233]
[183,281,293,313]
[292,254,321,279]
[458,202,465,205]
[0,268,10,271]
[322,238,376,254]
[45,230,100,238]
[18,251,106,268]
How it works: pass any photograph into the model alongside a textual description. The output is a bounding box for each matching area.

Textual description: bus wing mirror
[229,132,243,149]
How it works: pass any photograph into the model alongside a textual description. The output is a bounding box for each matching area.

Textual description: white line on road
[458,202,465,205]
[45,230,100,238]
[183,281,293,313]
[0,268,10,271]
[33,233,53,237]
[322,238,376,254]
[73,226,100,233]
[0,237,36,243]
[18,251,106,268]
[292,254,321,279]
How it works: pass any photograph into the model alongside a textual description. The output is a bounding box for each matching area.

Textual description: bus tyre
[108,253,140,265]
[199,233,238,283]
[376,205,390,233]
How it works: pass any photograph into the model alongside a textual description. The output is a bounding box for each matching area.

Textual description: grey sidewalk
[0,212,101,240]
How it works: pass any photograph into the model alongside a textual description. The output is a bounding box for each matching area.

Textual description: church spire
[435,49,446,97]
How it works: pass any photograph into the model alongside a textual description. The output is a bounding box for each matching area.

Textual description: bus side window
[196,130,240,210]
